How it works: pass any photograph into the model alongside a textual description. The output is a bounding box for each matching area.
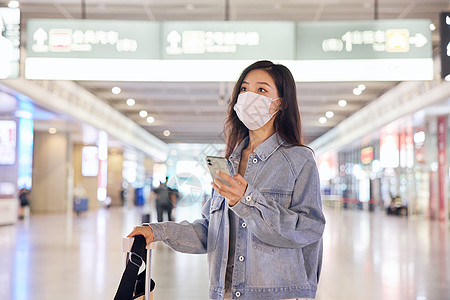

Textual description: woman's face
[239,69,280,114]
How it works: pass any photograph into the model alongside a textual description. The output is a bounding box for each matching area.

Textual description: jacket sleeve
[230,157,325,248]
[148,195,212,254]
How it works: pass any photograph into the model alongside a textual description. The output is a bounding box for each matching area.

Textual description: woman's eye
[258,88,266,93]
[240,87,247,92]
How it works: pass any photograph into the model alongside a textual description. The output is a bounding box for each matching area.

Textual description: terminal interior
[0,1,450,300]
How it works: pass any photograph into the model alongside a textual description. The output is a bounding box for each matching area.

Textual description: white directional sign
[25,19,433,82]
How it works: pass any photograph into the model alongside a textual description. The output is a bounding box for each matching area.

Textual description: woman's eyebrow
[242,81,271,87]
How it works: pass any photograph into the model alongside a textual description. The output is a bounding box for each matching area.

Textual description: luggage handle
[122,237,156,300]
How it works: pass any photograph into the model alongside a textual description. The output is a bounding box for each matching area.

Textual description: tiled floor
[0,204,449,300]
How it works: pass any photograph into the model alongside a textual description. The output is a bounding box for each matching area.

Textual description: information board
[25,19,434,82]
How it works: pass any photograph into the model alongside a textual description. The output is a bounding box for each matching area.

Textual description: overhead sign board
[25,19,433,82]
[161,21,295,60]
[440,12,450,80]
[297,19,431,60]
[27,19,159,59]
[292,19,433,81]
[0,8,20,79]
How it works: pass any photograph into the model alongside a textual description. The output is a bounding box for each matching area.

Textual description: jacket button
[245,195,251,201]
[239,255,245,261]
[235,291,241,297]
[252,158,258,163]
[242,222,247,228]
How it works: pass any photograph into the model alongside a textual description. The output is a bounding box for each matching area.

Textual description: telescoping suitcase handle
[115,236,156,300]
[124,237,156,300]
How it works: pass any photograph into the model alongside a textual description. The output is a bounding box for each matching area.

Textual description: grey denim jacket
[149,133,325,300]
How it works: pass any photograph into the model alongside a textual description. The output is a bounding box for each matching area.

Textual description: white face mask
[233,91,280,130]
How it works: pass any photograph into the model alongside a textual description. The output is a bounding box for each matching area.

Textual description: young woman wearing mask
[127,60,325,300]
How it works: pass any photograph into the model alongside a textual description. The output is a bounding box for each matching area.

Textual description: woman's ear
[277,98,283,110]
[269,98,282,114]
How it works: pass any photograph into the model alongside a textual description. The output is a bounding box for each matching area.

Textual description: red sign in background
[437,116,447,222]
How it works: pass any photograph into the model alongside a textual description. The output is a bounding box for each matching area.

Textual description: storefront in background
[318,111,449,220]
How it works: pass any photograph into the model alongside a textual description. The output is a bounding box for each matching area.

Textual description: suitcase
[114,235,156,300]
[73,197,88,215]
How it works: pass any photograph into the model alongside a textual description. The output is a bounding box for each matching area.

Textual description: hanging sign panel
[26,19,160,59]
[161,21,295,60]
[292,19,433,81]
[25,19,433,82]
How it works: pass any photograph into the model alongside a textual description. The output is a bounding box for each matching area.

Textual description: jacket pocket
[259,189,293,209]
[207,195,225,252]
[251,234,281,254]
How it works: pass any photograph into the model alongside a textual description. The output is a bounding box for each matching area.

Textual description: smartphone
[205,156,232,187]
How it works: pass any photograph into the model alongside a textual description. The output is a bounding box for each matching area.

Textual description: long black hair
[224,60,306,158]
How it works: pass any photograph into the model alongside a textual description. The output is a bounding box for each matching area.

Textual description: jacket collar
[229,133,285,162]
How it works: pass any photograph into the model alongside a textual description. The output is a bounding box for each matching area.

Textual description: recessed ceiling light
[170,149,178,156]
[112,87,121,94]
[358,84,366,91]
[8,1,19,8]
[139,110,148,118]
[146,116,155,124]
[429,23,436,31]
[325,111,334,118]
[319,117,327,124]
[163,130,171,137]
[353,88,362,96]
[48,127,57,134]
[338,99,347,107]
[126,98,135,106]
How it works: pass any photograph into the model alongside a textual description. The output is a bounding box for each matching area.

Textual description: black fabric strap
[114,235,147,300]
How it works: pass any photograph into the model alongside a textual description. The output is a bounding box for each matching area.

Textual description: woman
[128,60,325,300]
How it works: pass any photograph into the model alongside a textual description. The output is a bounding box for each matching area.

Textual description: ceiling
[6,0,450,145]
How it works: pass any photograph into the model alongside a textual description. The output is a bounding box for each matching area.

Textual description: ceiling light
[112,87,121,94]
[325,111,334,118]
[48,127,57,134]
[163,130,171,137]
[353,88,362,96]
[319,117,327,124]
[338,99,347,107]
[126,98,135,106]
[146,116,155,124]
[429,23,436,31]
[358,84,366,91]
[8,1,19,8]
[170,149,178,156]
[139,110,148,118]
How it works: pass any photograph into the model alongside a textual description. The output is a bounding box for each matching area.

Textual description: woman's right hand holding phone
[127,226,154,246]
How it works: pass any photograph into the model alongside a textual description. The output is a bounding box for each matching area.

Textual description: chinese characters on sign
[32,28,137,53]
[166,30,260,55]
[322,29,428,53]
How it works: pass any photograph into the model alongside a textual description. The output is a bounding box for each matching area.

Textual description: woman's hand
[127,226,154,246]
[211,171,248,206]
